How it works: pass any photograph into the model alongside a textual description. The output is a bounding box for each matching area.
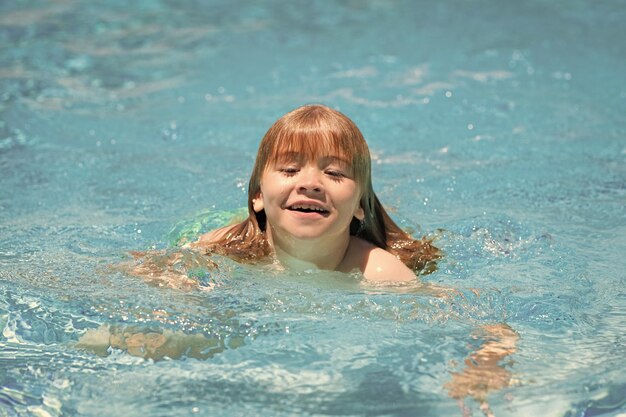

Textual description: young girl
[186,104,440,282]
[82,106,515,415]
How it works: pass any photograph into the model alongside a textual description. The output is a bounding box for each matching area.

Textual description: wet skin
[253,154,365,271]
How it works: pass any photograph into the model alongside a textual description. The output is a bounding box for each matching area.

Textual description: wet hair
[205,104,440,273]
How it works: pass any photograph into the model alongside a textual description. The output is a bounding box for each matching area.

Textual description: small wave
[441,215,553,263]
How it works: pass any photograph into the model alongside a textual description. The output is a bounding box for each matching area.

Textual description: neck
[266,227,350,272]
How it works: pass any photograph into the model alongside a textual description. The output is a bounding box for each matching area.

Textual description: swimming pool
[1,0,625,416]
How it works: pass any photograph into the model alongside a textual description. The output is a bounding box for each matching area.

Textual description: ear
[252,192,264,212]
[354,204,365,221]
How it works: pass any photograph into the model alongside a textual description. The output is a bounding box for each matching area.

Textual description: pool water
[1,1,625,416]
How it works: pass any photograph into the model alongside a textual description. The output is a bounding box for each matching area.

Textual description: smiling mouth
[286,204,330,216]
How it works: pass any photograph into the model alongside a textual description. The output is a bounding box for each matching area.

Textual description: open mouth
[287,204,330,216]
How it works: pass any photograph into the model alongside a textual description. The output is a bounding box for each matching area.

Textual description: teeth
[290,204,326,212]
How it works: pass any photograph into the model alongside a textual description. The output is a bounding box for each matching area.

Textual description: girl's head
[247,104,386,245]
[214,104,439,272]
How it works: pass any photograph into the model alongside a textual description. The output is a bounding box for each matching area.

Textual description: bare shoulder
[341,237,416,282]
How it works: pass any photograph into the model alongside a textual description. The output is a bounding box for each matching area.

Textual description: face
[253,153,365,245]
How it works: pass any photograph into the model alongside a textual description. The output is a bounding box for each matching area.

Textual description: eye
[324,169,345,178]
[279,167,299,175]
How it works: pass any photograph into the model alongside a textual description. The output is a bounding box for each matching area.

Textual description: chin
[284,229,328,241]
[274,222,333,241]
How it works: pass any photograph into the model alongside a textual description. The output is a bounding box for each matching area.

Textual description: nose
[297,168,323,193]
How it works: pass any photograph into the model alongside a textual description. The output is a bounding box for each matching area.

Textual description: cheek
[335,183,361,209]
[260,175,289,205]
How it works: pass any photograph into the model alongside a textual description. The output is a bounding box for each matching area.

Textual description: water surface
[1,1,625,416]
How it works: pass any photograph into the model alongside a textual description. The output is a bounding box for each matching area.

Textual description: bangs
[250,104,373,193]
[269,129,356,167]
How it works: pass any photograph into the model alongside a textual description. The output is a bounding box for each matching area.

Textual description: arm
[445,323,519,416]
[76,325,227,360]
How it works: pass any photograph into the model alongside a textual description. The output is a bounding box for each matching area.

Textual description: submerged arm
[445,323,519,417]
[76,325,229,361]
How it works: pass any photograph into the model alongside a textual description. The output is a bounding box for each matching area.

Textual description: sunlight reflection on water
[1,0,625,416]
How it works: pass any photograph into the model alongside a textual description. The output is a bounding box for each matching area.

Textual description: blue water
[1,1,625,416]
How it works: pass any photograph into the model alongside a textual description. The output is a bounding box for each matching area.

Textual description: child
[187,104,440,282]
[84,107,516,414]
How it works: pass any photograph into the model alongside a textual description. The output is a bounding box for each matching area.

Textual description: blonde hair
[205,104,440,273]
